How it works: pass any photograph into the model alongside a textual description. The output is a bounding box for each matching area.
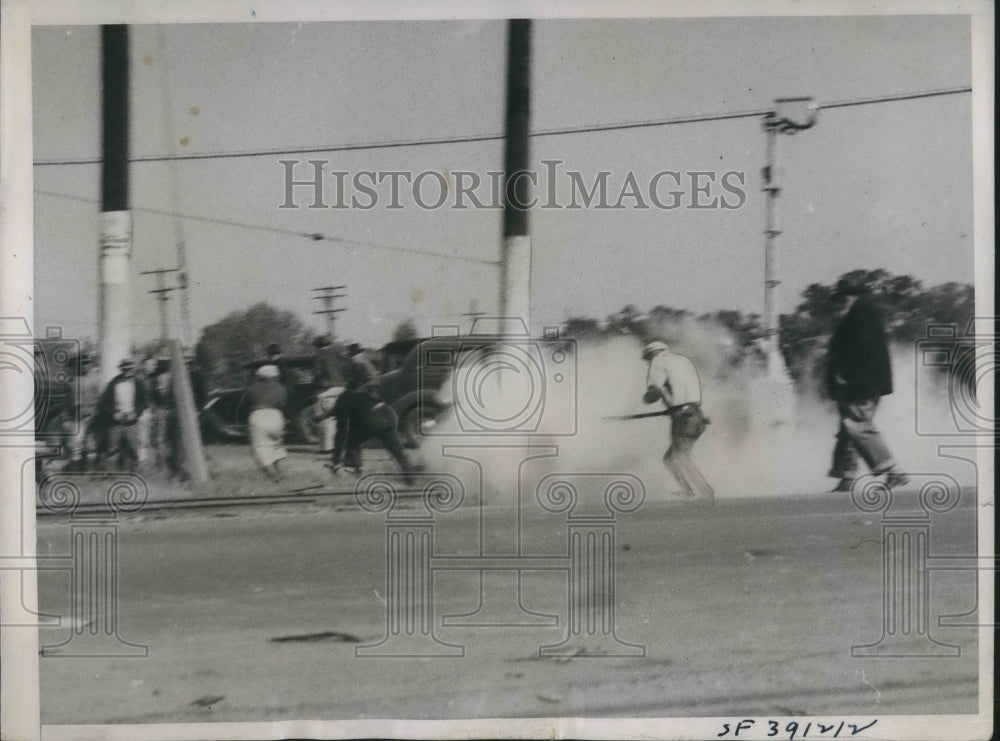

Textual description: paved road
[36,489,980,724]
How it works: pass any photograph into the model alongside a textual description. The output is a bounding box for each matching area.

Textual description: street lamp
[762,96,818,381]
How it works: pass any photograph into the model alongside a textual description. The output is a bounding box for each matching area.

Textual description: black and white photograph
[0,2,994,739]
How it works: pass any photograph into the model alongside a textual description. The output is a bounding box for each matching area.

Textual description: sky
[32,15,974,348]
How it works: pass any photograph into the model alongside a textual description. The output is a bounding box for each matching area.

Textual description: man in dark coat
[825,275,908,491]
[97,358,148,472]
[328,359,417,485]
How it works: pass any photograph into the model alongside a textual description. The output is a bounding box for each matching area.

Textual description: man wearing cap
[265,343,290,386]
[345,342,378,387]
[642,340,714,499]
[825,275,908,492]
[97,357,148,472]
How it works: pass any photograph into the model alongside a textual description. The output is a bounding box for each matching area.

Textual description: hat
[642,340,670,360]
[266,343,282,356]
[833,274,867,298]
[118,358,136,370]
[347,342,362,356]
[256,364,280,379]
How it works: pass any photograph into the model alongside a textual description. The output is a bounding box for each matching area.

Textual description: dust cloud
[419,321,978,503]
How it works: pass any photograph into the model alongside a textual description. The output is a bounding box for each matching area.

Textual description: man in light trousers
[642,340,714,500]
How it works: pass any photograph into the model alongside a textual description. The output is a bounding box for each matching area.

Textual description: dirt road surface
[36,466,980,725]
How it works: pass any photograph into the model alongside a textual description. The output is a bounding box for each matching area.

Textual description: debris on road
[270,630,361,643]
[190,694,225,709]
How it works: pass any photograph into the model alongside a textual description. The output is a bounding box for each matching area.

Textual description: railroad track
[34,482,429,517]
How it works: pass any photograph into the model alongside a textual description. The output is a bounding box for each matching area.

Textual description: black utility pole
[499,19,532,336]
[99,25,132,382]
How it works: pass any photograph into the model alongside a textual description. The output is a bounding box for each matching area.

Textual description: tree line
[190,270,974,394]
[561,269,975,391]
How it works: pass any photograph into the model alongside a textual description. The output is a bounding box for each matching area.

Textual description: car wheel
[297,405,321,445]
[399,401,443,449]
[200,411,232,443]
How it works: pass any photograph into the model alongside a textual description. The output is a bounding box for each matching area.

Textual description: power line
[34,189,500,266]
[32,85,971,167]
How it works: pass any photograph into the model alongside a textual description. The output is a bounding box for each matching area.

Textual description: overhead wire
[33,189,500,266]
[32,85,972,167]
[33,84,971,269]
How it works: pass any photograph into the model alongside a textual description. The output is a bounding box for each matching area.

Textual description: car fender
[390,389,446,418]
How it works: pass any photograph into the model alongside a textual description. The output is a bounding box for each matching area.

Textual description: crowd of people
[38,336,420,488]
[44,351,207,480]
[246,339,418,485]
[43,273,910,499]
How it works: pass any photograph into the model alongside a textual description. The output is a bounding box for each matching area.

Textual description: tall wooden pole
[99,25,132,384]
[168,340,209,483]
[500,19,532,337]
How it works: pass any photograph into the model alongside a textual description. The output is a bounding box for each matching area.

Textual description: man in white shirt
[642,340,714,500]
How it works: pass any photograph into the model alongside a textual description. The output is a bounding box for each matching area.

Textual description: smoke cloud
[418,319,979,504]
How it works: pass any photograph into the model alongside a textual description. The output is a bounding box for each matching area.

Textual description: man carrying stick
[640,340,714,500]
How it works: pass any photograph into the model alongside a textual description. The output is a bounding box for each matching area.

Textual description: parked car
[371,338,455,448]
[199,355,322,443]
[199,339,466,448]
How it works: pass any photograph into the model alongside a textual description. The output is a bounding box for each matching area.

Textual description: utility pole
[761,97,817,381]
[311,285,347,341]
[442,18,554,632]
[99,24,132,384]
[155,27,195,349]
[140,267,179,346]
[754,96,818,429]
[167,339,208,484]
[499,19,532,338]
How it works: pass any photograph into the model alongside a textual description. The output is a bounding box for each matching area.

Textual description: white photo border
[2,1,993,740]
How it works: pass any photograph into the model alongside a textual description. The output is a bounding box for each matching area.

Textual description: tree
[779,269,974,390]
[562,316,601,338]
[391,319,419,343]
[649,305,690,324]
[703,310,765,367]
[605,304,644,335]
[194,303,315,378]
